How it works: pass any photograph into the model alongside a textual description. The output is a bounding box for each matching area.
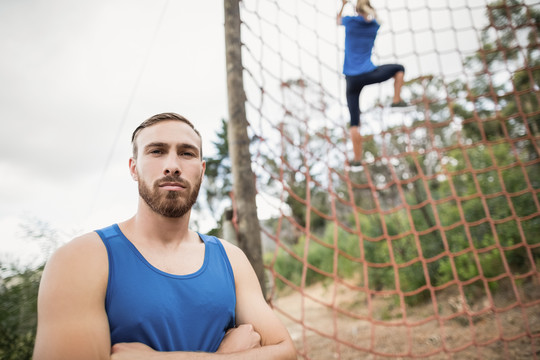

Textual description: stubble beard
[138,174,202,218]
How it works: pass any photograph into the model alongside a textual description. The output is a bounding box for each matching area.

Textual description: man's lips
[159,182,186,190]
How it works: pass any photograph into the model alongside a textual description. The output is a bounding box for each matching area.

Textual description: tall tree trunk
[223,0,266,297]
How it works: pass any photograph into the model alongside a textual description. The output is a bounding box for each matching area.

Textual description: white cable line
[88,0,171,218]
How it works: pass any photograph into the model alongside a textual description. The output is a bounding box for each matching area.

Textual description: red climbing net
[236,0,540,358]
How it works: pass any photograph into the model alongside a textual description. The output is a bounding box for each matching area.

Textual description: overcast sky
[0,0,515,268]
[0,0,228,266]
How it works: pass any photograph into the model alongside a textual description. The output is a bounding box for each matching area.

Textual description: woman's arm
[337,0,348,25]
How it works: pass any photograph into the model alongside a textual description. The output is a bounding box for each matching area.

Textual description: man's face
[130,120,205,218]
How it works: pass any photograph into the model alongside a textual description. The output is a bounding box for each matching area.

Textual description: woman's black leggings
[345,64,405,127]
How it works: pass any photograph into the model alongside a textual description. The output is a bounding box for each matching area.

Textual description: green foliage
[0,219,61,359]
[361,211,430,296]
[523,217,540,245]
[267,224,362,291]
[262,0,540,309]
[284,181,330,233]
[0,265,42,360]
[202,118,233,229]
[399,261,426,292]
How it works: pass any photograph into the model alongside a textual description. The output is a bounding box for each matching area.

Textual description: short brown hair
[131,112,203,158]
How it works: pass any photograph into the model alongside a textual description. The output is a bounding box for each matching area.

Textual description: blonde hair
[356,0,377,21]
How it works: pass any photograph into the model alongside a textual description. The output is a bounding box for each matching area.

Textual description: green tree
[259,0,540,301]
[258,78,340,236]
[0,219,60,359]
[0,264,41,360]
[201,118,233,235]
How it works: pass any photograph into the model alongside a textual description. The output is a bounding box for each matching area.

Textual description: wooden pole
[223,0,266,296]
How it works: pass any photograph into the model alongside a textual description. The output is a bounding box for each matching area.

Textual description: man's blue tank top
[96,224,236,352]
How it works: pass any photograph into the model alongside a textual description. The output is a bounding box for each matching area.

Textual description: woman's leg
[349,126,363,163]
[346,76,362,128]
[344,65,406,165]
[345,75,365,163]
[393,70,404,104]
[362,64,406,105]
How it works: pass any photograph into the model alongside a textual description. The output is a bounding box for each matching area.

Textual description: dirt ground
[270,281,540,360]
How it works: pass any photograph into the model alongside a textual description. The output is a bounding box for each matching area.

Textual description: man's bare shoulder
[214,237,259,290]
[44,231,108,281]
[216,237,248,264]
[51,231,106,261]
[38,230,109,313]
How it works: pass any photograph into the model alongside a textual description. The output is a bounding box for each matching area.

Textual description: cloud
[0,0,228,264]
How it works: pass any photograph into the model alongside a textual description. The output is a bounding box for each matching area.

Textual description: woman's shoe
[391,100,408,107]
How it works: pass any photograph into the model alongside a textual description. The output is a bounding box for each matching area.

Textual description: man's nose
[163,154,181,176]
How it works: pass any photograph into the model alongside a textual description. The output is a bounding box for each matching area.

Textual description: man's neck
[120,202,194,248]
[119,205,205,275]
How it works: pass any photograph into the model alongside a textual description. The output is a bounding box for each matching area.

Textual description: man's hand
[217,324,262,354]
[110,325,261,359]
[111,342,156,360]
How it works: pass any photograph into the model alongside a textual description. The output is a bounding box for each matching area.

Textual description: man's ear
[129,158,138,181]
[200,159,206,179]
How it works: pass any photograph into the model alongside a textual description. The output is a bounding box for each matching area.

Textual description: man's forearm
[111,341,296,360]
[216,342,296,360]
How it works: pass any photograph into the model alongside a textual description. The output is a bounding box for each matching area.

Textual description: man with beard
[33,113,297,360]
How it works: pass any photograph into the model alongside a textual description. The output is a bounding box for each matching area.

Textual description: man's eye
[150,149,163,155]
[181,152,196,157]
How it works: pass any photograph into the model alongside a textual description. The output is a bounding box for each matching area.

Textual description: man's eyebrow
[144,142,169,150]
[177,143,200,154]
